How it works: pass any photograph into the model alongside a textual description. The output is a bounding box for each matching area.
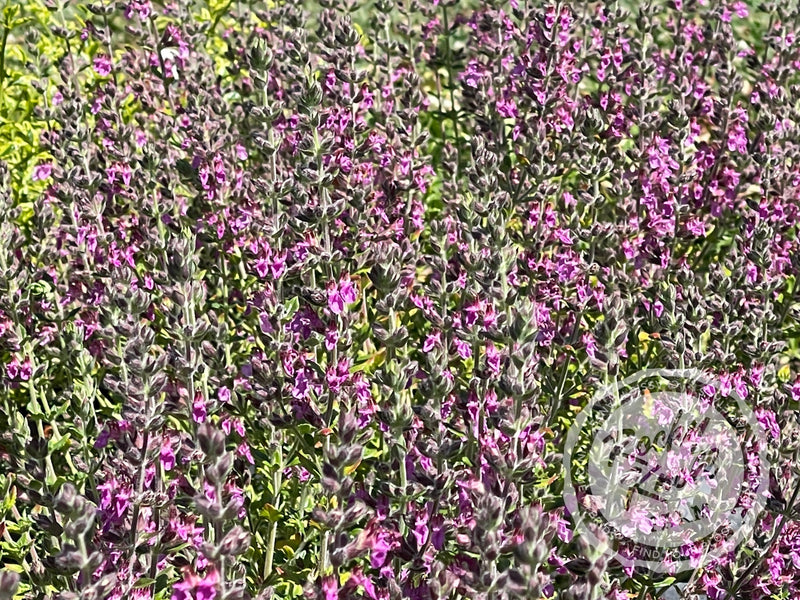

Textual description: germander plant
[1,1,800,600]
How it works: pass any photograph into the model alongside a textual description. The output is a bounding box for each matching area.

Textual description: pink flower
[348,568,378,600]
[453,338,472,360]
[11,358,33,381]
[321,575,338,600]
[370,532,394,568]
[339,278,357,304]
[727,123,748,153]
[327,275,358,315]
[5,357,19,380]
[553,228,573,245]
[32,162,52,181]
[94,54,113,76]
[271,251,287,279]
[496,97,518,118]
[485,343,501,375]
[124,0,152,19]
[412,510,429,547]
[160,438,176,471]
[700,570,723,600]
[620,503,653,537]
[582,333,597,359]
[192,393,207,423]
[258,312,275,335]
[423,330,441,353]
[225,483,246,519]
[97,476,132,525]
[461,60,484,88]
[237,442,254,464]
[172,568,218,600]
[792,379,800,402]
[554,511,573,543]
[325,323,339,351]
[686,218,706,237]
[756,408,780,440]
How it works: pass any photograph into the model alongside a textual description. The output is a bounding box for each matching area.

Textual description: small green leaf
[2,485,17,514]
[17,202,34,223]
[134,578,157,589]
[282,296,300,320]
[48,434,72,454]
[259,503,280,522]
[654,577,676,588]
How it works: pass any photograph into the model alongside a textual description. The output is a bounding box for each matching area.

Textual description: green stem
[263,465,282,581]
[126,426,150,592]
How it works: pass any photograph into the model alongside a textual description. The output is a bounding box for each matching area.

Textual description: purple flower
[172,568,218,600]
[192,393,207,423]
[94,54,113,76]
[124,0,152,19]
[32,162,52,181]
[218,386,231,403]
[485,343,501,375]
[413,511,429,547]
[453,338,472,360]
[14,358,33,381]
[370,535,392,569]
[160,438,175,471]
[327,275,358,315]
[756,408,780,440]
[236,442,254,464]
[5,357,19,380]
[423,330,441,353]
[496,97,517,118]
[321,576,338,600]
[325,323,339,351]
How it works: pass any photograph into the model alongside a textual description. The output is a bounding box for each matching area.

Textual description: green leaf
[282,296,300,321]
[654,577,676,588]
[2,485,16,514]
[16,202,34,223]
[259,503,281,522]
[48,434,71,454]
[166,542,193,554]
[362,446,385,461]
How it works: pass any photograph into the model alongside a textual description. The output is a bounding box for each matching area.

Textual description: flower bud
[209,452,236,485]
[220,525,252,556]
[54,483,78,514]
[249,39,273,72]
[0,571,20,600]
[54,545,84,573]
[198,423,226,459]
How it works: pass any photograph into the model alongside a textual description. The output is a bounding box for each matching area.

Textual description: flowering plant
[2,1,800,600]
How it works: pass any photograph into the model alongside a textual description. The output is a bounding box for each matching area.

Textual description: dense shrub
[2,1,800,599]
